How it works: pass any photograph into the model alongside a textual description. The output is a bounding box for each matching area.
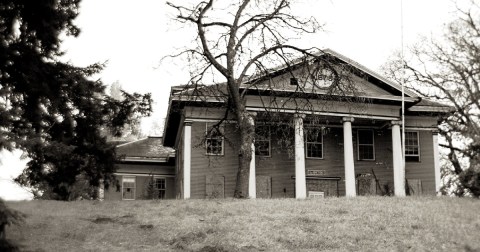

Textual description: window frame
[122,176,136,200]
[405,131,421,162]
[154,177,167,199]
[255,125,271,157]
[305,127,324,159]
[205,123,224,156]
[357,129,375,161]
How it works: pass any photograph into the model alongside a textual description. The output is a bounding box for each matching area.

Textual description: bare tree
[382,1,480,196]
[167,0,359,198]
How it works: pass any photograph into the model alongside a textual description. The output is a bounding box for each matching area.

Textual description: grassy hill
[4,197,480,251]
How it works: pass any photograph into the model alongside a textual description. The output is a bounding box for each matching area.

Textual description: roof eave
[408,106,455,113]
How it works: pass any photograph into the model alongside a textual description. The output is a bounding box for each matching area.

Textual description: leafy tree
[106,81,146,141]
[0,0,152,200]
[383,1,480,196]
[167,0,360,198]
[0,198,25,251]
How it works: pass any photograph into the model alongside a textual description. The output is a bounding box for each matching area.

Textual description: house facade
[163,49,451,199]
[103,136,176,200]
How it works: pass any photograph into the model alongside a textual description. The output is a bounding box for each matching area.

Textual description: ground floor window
[206,123,224,155]
[305,128,323,159]
[405,131,420,162]
[155,178,166,199]
[357,129,375,160]
[255,125,271,157]
[122,176,136,200]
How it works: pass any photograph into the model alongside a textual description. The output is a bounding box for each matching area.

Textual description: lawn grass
[5,196,480,251]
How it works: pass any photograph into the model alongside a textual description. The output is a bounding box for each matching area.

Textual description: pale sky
[0,0,457,200]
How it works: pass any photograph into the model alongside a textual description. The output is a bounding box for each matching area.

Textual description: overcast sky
[60,0,456,132]
[0,0,457,200]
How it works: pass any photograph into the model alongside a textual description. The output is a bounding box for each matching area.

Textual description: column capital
[342,117,354,123]
[294,113,306,119]
[432,129,440,135]
[247,111,258,118]
[391,120,402,126]
[184,120,193,126]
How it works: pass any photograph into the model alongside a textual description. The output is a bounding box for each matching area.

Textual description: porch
[247,113,406,198]
[180,112,441,199]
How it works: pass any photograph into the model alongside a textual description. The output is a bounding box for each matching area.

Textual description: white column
[183,121,192,199]
[248,113,257,199]
[342,117,356,197]
[294,114,307,199]
[392,121,406,196]
[432,130,441,196]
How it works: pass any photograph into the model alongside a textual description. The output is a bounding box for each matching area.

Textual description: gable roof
[245,48,418,98]
[320,49,419,98]
[163,49,453,147]
[409,99,455,113]
[116,136,175,163]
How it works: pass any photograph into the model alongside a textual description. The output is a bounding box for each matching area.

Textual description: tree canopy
[383,1,480,197]
[0,0,152,200]
[167,0,359,198]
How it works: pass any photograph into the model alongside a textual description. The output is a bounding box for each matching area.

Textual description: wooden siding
[181,109,438,198]
[405,130,436,194]
[405,116,438,128]
[116,163,175,175]
[104,175,176,200]
[104,178,122,200]
[254,65,394,97]
[189,121,240,199]
[184,107,236,121]
[176,126,185,199]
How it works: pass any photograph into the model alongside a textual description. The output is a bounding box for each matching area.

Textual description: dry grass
[5,196,480,251]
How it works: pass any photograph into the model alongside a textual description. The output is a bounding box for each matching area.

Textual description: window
[305,128,323,159]
[255,125,271,157]
[155,178,166,199]
[357,129,375,160]
[122,176,136,200]
[405,131,420,162]
[206,123,224,155]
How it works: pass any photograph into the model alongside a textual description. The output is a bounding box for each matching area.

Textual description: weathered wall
[189,121,240,199]
[104,174,176,200]
[180,106,437,198]
[115,163,175,175]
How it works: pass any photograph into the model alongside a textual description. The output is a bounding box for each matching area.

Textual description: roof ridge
[115,137,148,148]
[322,48,418,98]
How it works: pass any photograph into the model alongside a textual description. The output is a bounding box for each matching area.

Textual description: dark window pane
[306,143,323,158]
[255,126,270,156]
[358,145,374,160]
[358,130,373,144]
[255,140,270,156]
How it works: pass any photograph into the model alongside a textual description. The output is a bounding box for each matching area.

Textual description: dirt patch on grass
[90,214,136,225]
[138,224,154,230]
[170,231,208,249]
[91,217,116,224]
[198,245,229,252]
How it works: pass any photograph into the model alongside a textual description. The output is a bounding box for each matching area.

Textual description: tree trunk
[233,111,255,198]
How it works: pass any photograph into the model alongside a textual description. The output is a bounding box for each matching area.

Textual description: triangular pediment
[244,48,417,101]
